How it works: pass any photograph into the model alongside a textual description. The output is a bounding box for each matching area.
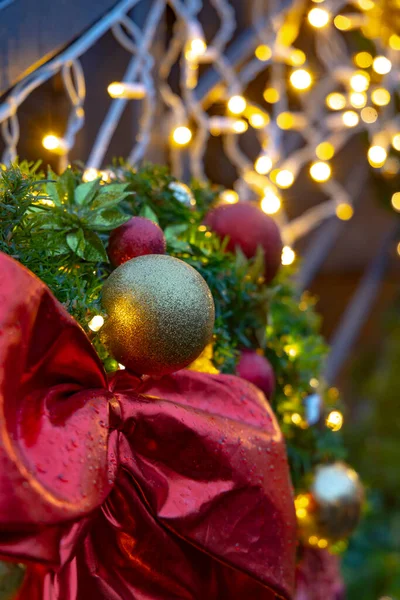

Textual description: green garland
[0,161,345,488]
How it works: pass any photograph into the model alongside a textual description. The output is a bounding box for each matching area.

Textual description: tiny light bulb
[308,7,330,28]
[368,145,387,167]
[309,161,331,182]
[227,95,247,115]
[389,34,400,50]
[354,51,373,68]
[281,246,296,265]
[261,190,281,214]
[316,142,335,160]
[42,134,64,152]
[277,112,295,130]
[255,155,272,175]
[276,169,295,188]
[220,189,239,204]
[107,82,124,97]
[334,15,351,30]
[289,49,306,66]
[172,126,192,146]
[392,134,400,151]
[373,56,392,75]
[255,44,272,61]
[326,93,346,110]
[393,192,400,211]
[189,37,207,57]
[107,82,146,99]
[290,69,312,91]
[326,410,343,432]
[350,92,367,108]
[263,87,280,103]
[232,119,248,133]
[249,113,268,128]
[88,315,104,332]
[83,168,100,182]
[336,203,354,220]
[361,107,378,123]
[371,88,391,106]
[350,71,370,92]
[342,110,359,127]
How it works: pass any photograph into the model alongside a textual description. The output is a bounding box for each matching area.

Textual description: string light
[357,0,375,8]
[172,126,192,146]
[289,49,306,66]
[371,88,391,106]
[397,242,400,257]
[309,377,319,388]
[227,95,247,115]
[255,155,273,175]
[350,71,370,92]
[389,34,400,50]
[336,203,354,220]
[372,56,392,75]
[350,92,367,108]
[326,410,344,432]
[261,189,281,214]
[290,69,312,91]
[276,169,295,188]
[219,189,239,204]
[361,107,378,123]
[392,134,400,151]
[368,145,387,167]
[310,161,331,182]
[249,112,269,128]
[107,82,146,99]
[185,21,207,60]
[281,246,296,265]
[277,112,295,130]
[88,315,104,332]
[308,7,330,28]
[83,167,100,182]
[334,15,351,31]
[42,134,67,154]
[342,110,359,127]
[232,119,248,133]
[316,142,335,160]
[354,51,373,68]
[263,87,280,103]
[326,93,346,110]
[255,44,272,61]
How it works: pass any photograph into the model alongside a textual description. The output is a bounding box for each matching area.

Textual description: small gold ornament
[296,462,364,546]
[101,255,215,376]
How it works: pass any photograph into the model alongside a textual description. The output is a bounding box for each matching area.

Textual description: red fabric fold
[0,253,296,599]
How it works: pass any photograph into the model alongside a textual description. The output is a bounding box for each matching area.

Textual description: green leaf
[81,230,108,262]
[45,167,62,206]
[91,190,131,210]
[74,179,101,206]
[98,182,129,196]
[164,224,188,240]
[66,229,86,258]
[139,205,159,224]
[89,208,130,231]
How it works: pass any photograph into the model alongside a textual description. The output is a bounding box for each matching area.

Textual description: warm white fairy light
[308,7,330,28]
[368,145,387,167]
[372,56,392,75]
[342,110,359,127]
[107,81,146,99]
[219,189,239,204]
[281,246,296,266]
[261,189,281,214]
[255,44,272,62]
[88,315,104,332]
[42,134,67,154]
[276,169,295,188]
[350,71,370,93]
[227,95,247,115]
[255,155,272,175]
[310,161,331,182]
[172,126,192,146]
[326,93,346,110]
[350,92,367,108]
[290,69,312,91]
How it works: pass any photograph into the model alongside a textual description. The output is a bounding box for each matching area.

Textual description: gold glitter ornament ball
[101,254,215,376]
[297,462,364,545]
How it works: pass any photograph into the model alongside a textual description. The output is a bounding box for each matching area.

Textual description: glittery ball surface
[101,254,215,376]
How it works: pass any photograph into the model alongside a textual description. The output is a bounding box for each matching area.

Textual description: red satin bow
[0,253,296,600]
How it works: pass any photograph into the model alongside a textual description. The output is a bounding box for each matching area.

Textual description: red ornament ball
[205,202,282,282]
[236,350,276,399]
[108,217,166,267]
